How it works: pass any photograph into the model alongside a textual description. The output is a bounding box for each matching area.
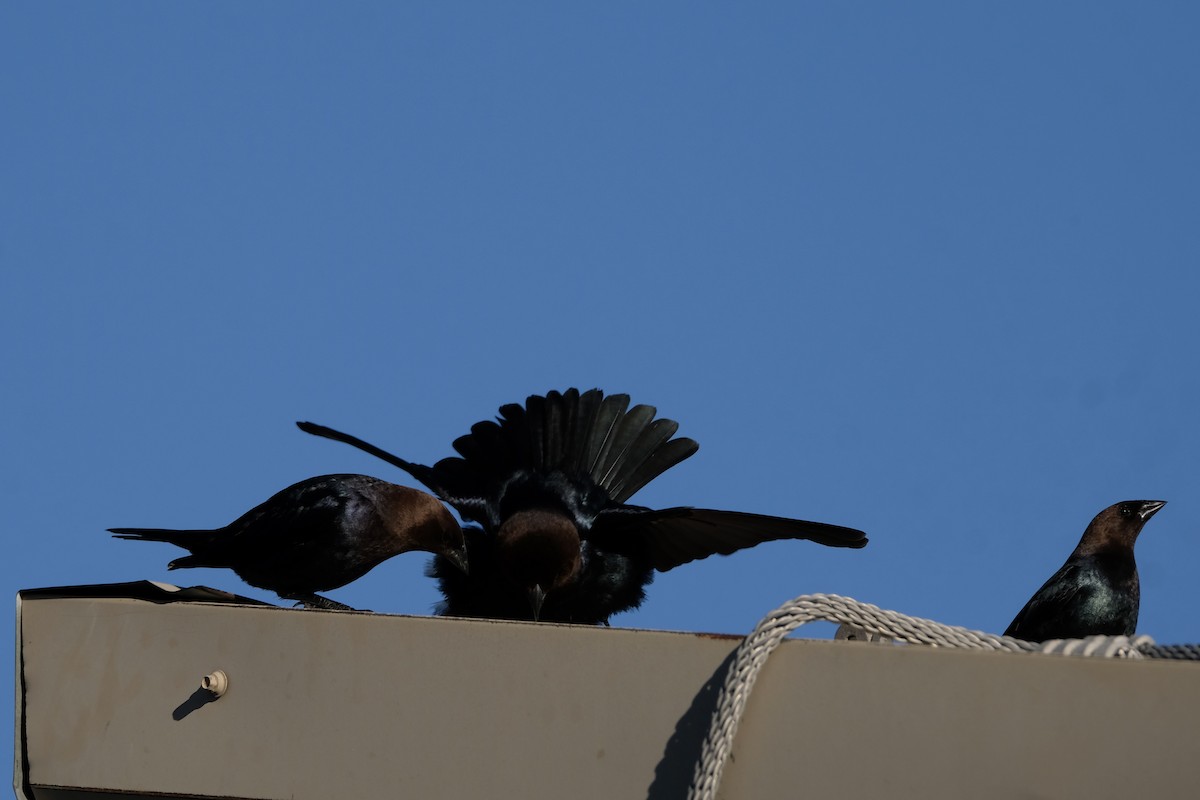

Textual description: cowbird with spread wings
[111,473,468,610]
[298,388,867,623]
[1004,499,1165,642]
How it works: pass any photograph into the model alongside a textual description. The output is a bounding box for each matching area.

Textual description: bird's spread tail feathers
[455,389,699,503]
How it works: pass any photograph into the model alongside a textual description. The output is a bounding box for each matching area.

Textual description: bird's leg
[283,592,358,611]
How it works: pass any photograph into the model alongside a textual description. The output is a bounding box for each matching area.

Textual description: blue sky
[4,2,1200,770]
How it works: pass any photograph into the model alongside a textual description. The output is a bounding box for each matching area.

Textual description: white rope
[1036,634,1153,659]
[686,593,1152,800]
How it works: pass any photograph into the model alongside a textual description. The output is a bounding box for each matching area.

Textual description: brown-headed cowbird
[110,473,468,610]
[298,388,867,623]
[1004,499,1165,642]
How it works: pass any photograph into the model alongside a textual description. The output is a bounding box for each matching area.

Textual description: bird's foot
[285,593,359,611]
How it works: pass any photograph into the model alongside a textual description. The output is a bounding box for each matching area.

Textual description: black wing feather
[585,393,631,474]
[595,404,657,488]
[567,389,602,473]
[1004,564,1088,639]
[607,428,698,503]
[594,506,868,572]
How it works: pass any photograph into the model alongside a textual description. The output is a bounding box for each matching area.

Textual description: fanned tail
[522,389,574,470]
[608,436,699,502]
[464,389,700,503]
[566,388,602,473]
[580,393,698,503]
[594,404,658,487]
[583,393,631,475]
[445,414,530,506]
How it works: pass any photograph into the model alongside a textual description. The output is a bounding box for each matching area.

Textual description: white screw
[201,670,229,698]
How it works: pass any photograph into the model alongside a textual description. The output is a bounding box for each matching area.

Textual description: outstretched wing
[592,505,868,572]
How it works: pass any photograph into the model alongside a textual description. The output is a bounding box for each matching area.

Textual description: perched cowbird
[298,388,867,623]
[110,474,468,610]
[1004,500,1165,642]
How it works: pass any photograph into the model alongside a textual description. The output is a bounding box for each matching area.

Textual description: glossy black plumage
[110,473,468,610]
[298,388,867,623]
[1004,500,1165,642]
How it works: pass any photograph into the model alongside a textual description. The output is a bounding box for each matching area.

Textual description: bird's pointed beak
[529,584,547,622]
[1138,500,1167,521]
[446,545,469,575]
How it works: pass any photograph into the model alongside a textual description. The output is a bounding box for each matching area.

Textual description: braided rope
[1141,643,1200,660]
[685,593,1177,800]
[1035,633,1153,659]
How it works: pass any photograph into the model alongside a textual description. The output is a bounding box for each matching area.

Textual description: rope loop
[686,593,1187,800]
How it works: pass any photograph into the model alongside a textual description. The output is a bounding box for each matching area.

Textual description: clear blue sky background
[4,2,1199,774]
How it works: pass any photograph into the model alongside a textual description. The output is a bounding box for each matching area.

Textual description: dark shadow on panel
[172,687,218,721]
[645,649,736,800]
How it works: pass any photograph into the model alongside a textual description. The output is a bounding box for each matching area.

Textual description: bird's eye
[1120,505,1133,517]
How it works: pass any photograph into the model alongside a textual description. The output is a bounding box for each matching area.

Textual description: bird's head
[1079,499,1166,554]
[383,486,469,573]
[496,509,582,621]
